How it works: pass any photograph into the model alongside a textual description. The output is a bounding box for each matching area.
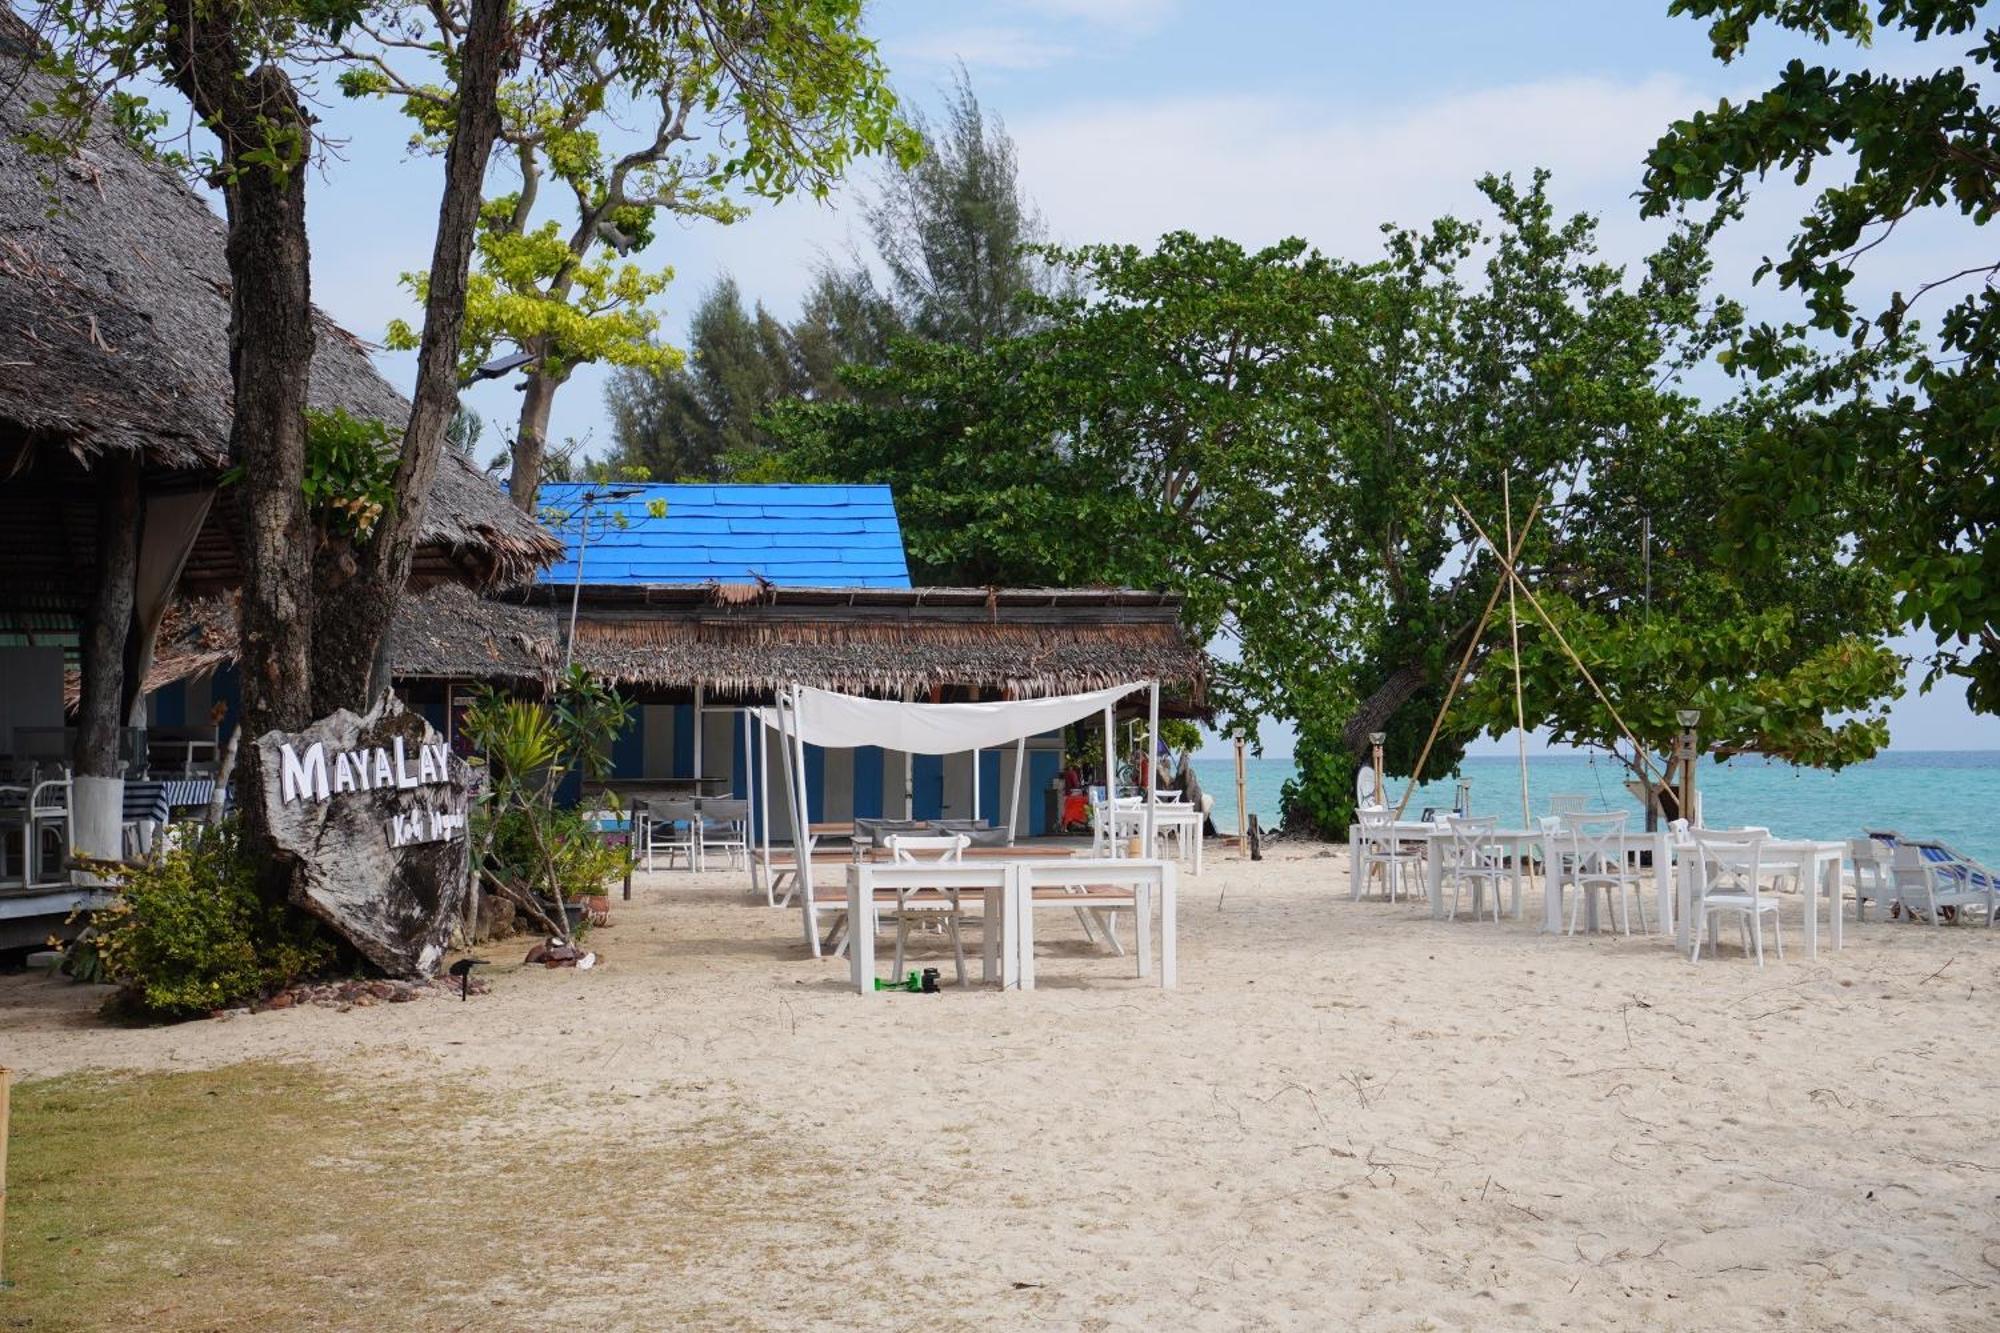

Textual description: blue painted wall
[611,710,645,779]
[912,753,943,820]
[852,746,884,819]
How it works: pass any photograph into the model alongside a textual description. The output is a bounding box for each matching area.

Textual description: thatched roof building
[143,582,1208,710]
[0,8,560,641]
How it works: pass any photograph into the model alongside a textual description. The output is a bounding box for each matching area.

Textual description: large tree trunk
[507,364,561,513]
[76,457,140,781]
[161,10,318,881]
[73,456,141,869]
[1340,661,1432,759]
[312,0,513,714]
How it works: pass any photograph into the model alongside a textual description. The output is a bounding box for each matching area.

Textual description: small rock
[387,986,418,1003]
[524,943,549,965]
[367,980,397,1000]
[265,993,295,1010]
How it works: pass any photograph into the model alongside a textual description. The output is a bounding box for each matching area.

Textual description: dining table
[1663,834,1847,959]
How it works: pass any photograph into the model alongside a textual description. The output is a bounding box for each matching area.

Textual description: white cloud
[890,25,1076,72]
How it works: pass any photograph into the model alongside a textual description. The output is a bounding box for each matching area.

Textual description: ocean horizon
[1191,749,2000,867]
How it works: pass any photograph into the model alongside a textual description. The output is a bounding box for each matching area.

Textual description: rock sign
[257,694,474,978]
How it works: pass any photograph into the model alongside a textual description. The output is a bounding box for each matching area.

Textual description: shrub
[89,822,335,1017]
[488,806,633,903]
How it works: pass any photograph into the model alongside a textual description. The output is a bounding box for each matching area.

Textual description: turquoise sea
[1191,751,2000,866]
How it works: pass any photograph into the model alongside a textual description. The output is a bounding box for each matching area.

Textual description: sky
[276,0,1998,755]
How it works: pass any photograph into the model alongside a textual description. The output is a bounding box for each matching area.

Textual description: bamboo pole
[1504,474,1532,829]
[1392,500,1545,818]
[1453,499,1666,791]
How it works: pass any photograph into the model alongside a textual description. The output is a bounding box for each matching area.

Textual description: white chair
[645,798,698,872]
[1847,837,1896,921]
[697,798,749,871]
[1354,808,1422,903]
[1690,828,1782,965]
[1549,793,1590,816]
[1891,841,1999,927]
[1442,815,1510,922]
[884,833,970,986]
[1563,811,1646,936]
[28,768,72,885]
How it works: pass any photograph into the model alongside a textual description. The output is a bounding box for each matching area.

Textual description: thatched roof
[0,10,561,587]
[140,583,1210,709]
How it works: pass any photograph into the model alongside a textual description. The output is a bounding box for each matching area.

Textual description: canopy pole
[1504,475,1532,830]
[1008,736,1027,845]
[775,690,813,952]
[789,683,815,932]
[1146,681,1160,859]
[754,709,773,906]
[1394,499,1544,818]
[692,683,704,791]
[971,747,981,825]
[1103,704,1117,859]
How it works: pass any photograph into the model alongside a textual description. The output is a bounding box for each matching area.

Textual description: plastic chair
[28,768,72,885]
[1847,837,1896,921]
[884,833,970,986]
[1690,828,1782,965]
[1355,808,1422,903]
[1893,841,1999,927]
[1563,811,1646,936]
[1443,815,1509,922]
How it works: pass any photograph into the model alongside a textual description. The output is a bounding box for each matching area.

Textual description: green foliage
[490,806,632,903]
[461,667,634,931]
[350,0,916,490]
[765,170,1901,830]
[88,822,335,1018]
[1639,0,2000,710]
[221,406,398,540]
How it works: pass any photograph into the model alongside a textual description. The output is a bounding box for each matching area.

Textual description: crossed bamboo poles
[1389,488,1665,820]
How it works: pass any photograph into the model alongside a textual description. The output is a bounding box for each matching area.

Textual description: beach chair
[1891,841,1999,927]
[1690,828,1782,965]
[1549,793,1590,816]
[1562,811,1646,937]
[884,833,971,986]
[697,798,749,871]
[1442,815,1510,923]
[645,798,698,872]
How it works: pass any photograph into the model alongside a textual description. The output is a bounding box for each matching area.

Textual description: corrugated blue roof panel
[534,483,913,588]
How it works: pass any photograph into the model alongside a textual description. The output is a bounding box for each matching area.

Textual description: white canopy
[755,681,1148,754]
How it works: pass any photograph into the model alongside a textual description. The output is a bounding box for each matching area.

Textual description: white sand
[5,843,1999,1330]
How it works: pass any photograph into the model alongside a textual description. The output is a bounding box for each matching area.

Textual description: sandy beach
[4,843,1997,1330]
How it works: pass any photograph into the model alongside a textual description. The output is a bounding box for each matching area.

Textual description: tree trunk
[312,0,513,715]
[1340,662,1432,759]
[76,457,140,780]
[508,365,561,513]
[160,8,318,880]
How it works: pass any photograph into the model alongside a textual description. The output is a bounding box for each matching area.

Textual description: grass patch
[0,1061,841,1330]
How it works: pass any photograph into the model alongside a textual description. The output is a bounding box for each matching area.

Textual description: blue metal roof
[535,483,912,588]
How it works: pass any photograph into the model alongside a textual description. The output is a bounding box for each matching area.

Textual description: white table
[1346,820,1436,901]
[1109,804,1204,876]
[848,862,1017,994]
[1671,837,1846,959]
[847,858,1176,994]
[1346,821,1542,922]
[1015,858,1176,991]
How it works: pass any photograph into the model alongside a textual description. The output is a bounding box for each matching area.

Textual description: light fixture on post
[1367,731,1387,808]
[1675,708,1701,827]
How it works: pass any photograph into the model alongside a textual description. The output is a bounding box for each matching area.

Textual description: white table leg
[1018,876,1037,991]
[1511,844,1525,920]
[1136,881,1153,980]
[1161,863,1178,987]
[1804,858,1819,959]
[1427,837,1445,919]
[1001,868,1022,990]
[850,868,873,995]
[1676,858,1693,956]
[981,882,1000,984]
[1828,854,1844,951]
[1654,833,1674,937]
[1348,826,1361,899]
